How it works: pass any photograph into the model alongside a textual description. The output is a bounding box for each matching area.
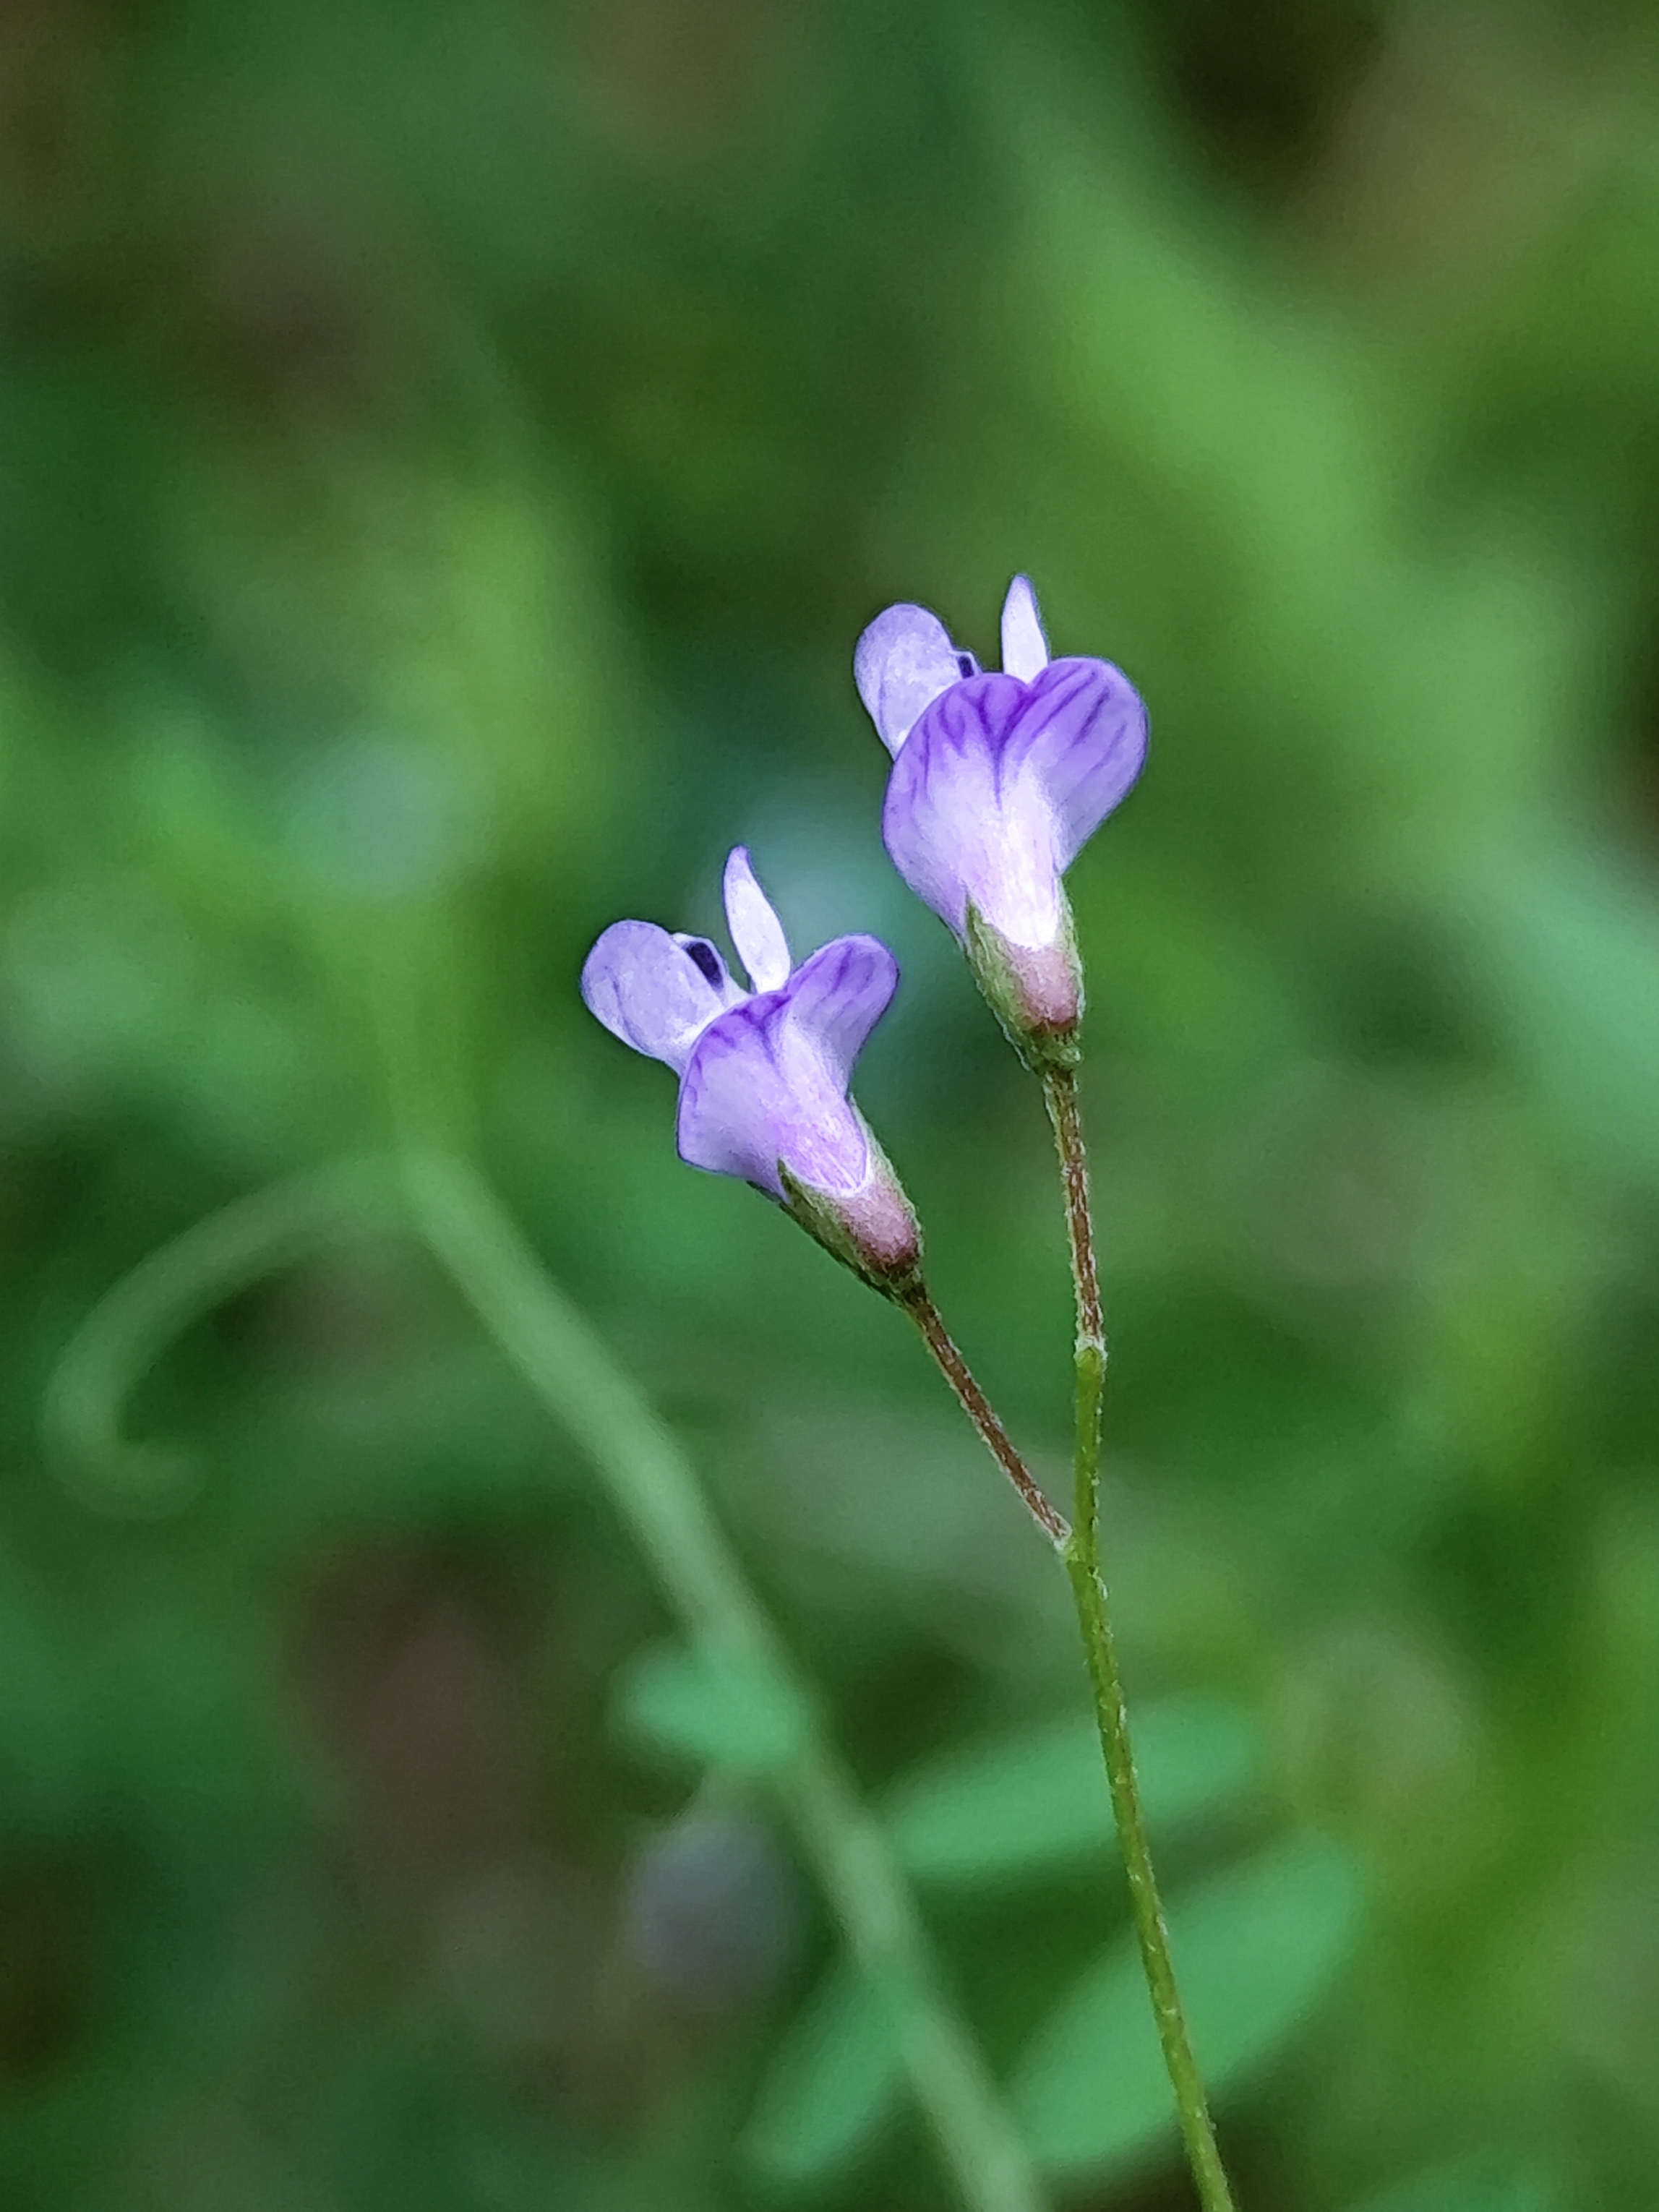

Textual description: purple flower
[855,578,1147,1054]
[581,848,919,1287]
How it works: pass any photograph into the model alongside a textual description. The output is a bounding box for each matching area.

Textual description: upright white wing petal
[723,846,793,993]
[1000,575,1050,682]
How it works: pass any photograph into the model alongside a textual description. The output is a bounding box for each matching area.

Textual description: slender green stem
[1042,1068,1238,2212]
[404,1151,1050,2212]
[901,1287,1070,1549]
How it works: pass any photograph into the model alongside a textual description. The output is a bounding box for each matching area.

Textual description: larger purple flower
[581,849,919,1288]
[856,577,1147,1054]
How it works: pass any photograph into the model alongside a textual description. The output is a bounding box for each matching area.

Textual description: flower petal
[581,920,737,1075]
[999,657,1149,872]
[776,933,899,1086]
[883,674,1062,946]
[1000,575,1050,681]
[854,603,965,758]
[723,846,792,993]
[676,935,897,1198]
[882,659,1147,947]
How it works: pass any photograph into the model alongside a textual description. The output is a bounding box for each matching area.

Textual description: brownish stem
[901,1286,1070,1550]
[1043,1065,1103,1353]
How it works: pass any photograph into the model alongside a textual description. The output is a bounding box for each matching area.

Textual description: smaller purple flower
[581,849,919,1289]
[855,577,1147,1057]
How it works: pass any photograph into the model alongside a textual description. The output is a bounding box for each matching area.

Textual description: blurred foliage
[2,0,1659,2206]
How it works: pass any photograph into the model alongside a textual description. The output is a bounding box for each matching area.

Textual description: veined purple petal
[854,604,964,758]
[883,659,1147,947]
[777,933,899,1085]
[1000,575,1049,682]
[882,674,1054,944]
[999,656,1148,871]
[581,920,741,1075]
[723,846,792,993]
[676,934,898,1198]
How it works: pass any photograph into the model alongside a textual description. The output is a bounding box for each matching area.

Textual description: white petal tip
[723,845,792,993]
[1000,575,1050,682]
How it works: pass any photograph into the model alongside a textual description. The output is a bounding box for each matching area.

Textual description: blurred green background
[3,1,1659,2207]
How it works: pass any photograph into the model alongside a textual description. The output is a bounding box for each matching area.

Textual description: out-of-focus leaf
[742,1965,903,2190]
[1345,2158,1556,2212]
[1465,838,1659,1190]
[612,1642,810,1775]
[880,1694,1258,1890]
[1012,1834,1364,2177]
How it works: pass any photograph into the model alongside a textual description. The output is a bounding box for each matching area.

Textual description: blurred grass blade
[406,1150,1051,2212]
[1012,1834,1365,2179]
[881,1695,1258,1891]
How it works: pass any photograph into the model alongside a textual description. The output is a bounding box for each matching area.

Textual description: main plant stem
[1042,1067,1237,2212]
